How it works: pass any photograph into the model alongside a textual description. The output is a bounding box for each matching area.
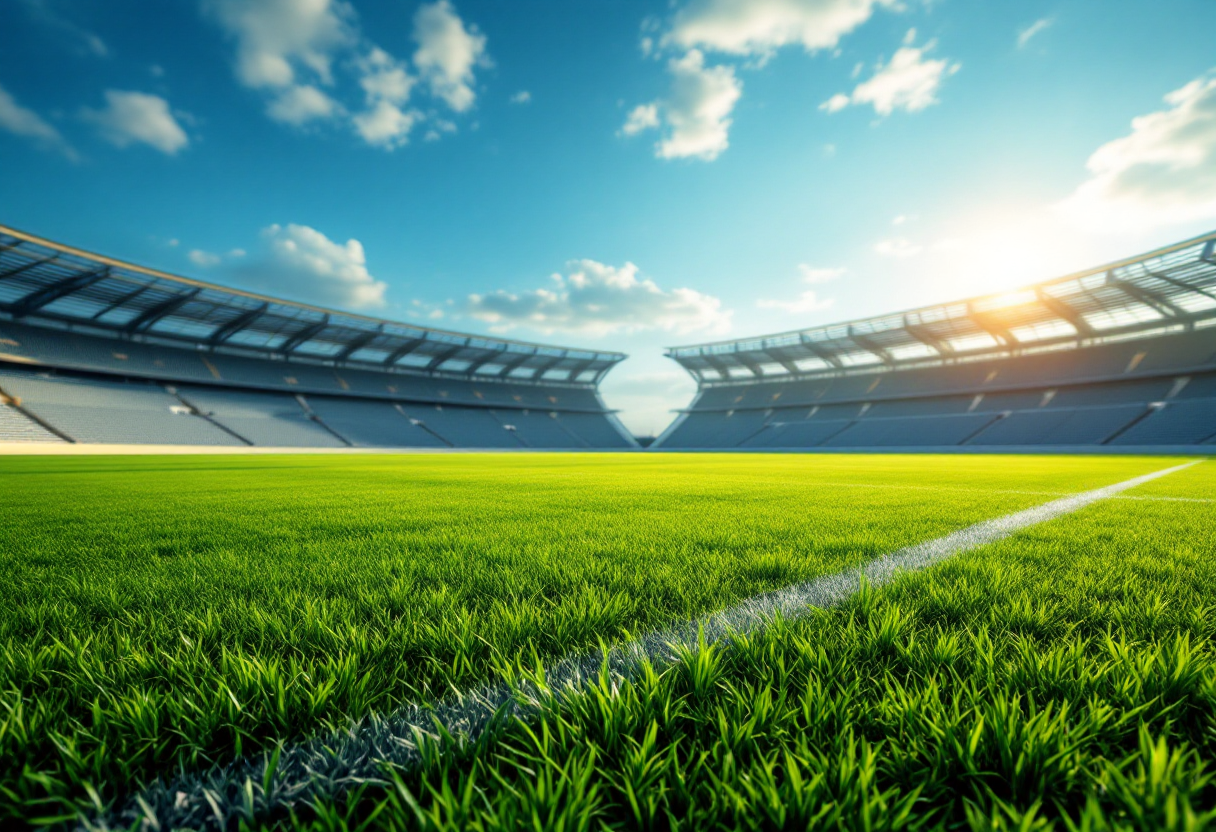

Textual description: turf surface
[0,453,1209,828]
[314,473,1214,832]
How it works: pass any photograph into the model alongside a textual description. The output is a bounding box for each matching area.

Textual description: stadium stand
[0,399,62,442]
[0,224,636,448]
[292,396,443,448]
[174,387,346,448]
[659,231,1216,451]
[0,368,241,445]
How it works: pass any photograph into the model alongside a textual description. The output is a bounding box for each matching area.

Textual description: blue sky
[3,0,1216,435]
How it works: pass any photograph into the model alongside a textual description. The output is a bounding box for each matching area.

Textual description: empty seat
[1176,373,1216,399]
[559,413,634,448]
[746,419,852,448]
[178,387,343,447]
[1110,400,1216,445]
[0,370,240,445]
[661,412,733,448]
[864,396,974,418]
[824,413,998,447]
[1049,378,1174,407]
[969,405,1146,446]
[404,405,522,448]
[304,396,444,447]
[493,410,582,448]
[0,403,63,442]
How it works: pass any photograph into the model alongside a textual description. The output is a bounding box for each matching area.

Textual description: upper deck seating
[0,321,610,414]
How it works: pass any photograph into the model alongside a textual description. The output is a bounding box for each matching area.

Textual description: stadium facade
[658,231,1216,452]
[0,225,636,448]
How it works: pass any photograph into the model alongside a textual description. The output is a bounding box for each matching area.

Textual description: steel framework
[0,225,625,386]
[667,231,1216,384]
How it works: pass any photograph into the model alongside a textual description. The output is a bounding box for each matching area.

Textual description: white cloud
[821,93,850,113]
[659,51,741,160]
[621,103,659,135]
[622,50,742,161]
[266,84,341,124]
[205,0,356,132]
[237,223,388,309]
[0,82,76,158]
[756,289,833,314]
[1017,18,1052,49]
[353,100,419,147]
[821,30,959,116]
[466,260,731,337]
[412,0,487,113]
[203,0,354,89]
[82,90,189,154]
[623,0,899,161]
[350,48,417,148]
[358,47,414,104]
[510,90,532,105]
[1058,72,1216,231]
[666,0,897,59]
[874,237,922,258]
[798,264,845,283]
[205,0,480,148]
[188,249,221,267]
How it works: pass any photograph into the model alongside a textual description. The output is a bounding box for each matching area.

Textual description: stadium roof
[0,224,625,386]
[667,230,1216,384]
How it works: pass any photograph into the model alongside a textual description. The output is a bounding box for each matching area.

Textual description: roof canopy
[667,231,1216,384]
[0,225,624,386]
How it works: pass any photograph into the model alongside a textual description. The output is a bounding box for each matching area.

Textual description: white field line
[84,460,1201,832]
[786,480,1214,503]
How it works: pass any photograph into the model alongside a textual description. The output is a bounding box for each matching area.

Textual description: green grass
[0,453,1207,828]
[293,463,1216,832]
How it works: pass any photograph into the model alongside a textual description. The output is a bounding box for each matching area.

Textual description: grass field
[0,453,1212,830]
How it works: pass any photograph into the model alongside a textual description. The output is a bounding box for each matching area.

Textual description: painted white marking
[86,461,1201,831]
[783,479,1212,503]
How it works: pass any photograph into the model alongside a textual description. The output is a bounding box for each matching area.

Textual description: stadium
[3,224,1214,453]
[3,223,1214,831]
[659,231,1216,452]
[0,225,636,450]
[3,1,1216,828]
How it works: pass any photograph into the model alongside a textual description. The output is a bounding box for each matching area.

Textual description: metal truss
[667,230,1216,384]
[0,225,624,386]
